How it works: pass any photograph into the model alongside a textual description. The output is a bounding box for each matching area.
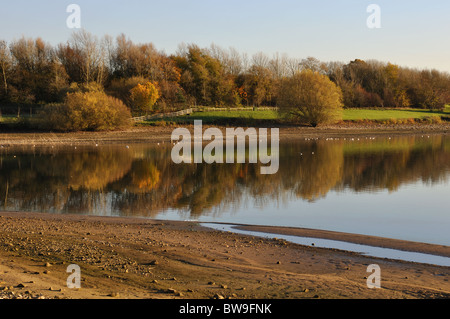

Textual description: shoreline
[204,222,450,259]
[0,123,449,147]
[1,212,449,299]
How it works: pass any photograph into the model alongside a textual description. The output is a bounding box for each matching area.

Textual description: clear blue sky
[1,0,449,72]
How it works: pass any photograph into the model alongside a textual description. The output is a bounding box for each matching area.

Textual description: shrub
[40,91,132,131]
[278,70,343,126]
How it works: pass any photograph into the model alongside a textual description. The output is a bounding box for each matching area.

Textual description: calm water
[1,134,449,246]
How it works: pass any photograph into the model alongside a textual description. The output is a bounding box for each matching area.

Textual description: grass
[140,106,450,126]
[141,109,280,126]
[343,108,449,121]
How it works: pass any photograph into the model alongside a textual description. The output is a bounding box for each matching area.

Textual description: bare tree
[69,29,105,84]
[269,52,289,79]
[286,57,302,77]
[209,44,244,76]
[252,52,270,69]
[299,56,328,74]
[0,40,12,96]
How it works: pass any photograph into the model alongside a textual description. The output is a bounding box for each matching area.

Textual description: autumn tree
[8,37,69,104]
[278,70,343,126]
[238,65,276,107]
[107,76,147,107]
[175,44,236,106]
[129,81,160,115]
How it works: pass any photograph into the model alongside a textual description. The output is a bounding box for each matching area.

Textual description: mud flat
[0,212,449,299]
[0,123,449,147]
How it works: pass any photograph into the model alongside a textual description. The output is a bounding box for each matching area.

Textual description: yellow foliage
[129,82,160,115]
[39,91,132,131]
[278,70,343,126]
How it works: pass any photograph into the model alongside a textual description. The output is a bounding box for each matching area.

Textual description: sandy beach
[0,212,449,299]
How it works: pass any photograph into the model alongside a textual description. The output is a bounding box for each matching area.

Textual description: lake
[1,134,449,246]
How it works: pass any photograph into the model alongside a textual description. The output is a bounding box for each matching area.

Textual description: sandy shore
[0,212,449,299]
[0,122,449,147]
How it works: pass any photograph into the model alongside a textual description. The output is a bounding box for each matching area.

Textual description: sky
[1,0,450,72]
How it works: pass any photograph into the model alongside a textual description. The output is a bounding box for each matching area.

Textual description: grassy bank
[139,106,450,126]
[1,106,450,131]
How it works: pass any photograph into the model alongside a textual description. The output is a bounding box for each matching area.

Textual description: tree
[107,76,147,106]
[8,37,69,103]
[129,81,160,115]
[59,30,108,85]
[299,57,328,74]
[278,70,343,126]
[0,40,12,99]
[175,44,235,106]
[241,65,275,107]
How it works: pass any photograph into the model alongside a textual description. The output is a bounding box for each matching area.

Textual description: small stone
[313,295,320,299]
[149,260,159,266]
[45,262,52,267]
[277,261,281,265]
[208,282,215,285]
[303,288,309,293]
[214,294,225,299]
[17,283,25,288]
[221,285,228,289]
[109,292,119,298]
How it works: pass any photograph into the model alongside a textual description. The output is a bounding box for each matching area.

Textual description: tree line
[1,30,450,116]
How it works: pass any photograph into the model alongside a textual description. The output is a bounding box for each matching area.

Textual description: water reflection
[1,135,449,219]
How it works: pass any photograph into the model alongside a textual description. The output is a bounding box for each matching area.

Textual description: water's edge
[202,223,450,267]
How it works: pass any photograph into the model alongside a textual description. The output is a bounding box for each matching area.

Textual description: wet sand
[0,212,449,299]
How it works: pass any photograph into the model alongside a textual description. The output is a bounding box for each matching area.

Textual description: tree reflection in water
[1,135,449,218]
